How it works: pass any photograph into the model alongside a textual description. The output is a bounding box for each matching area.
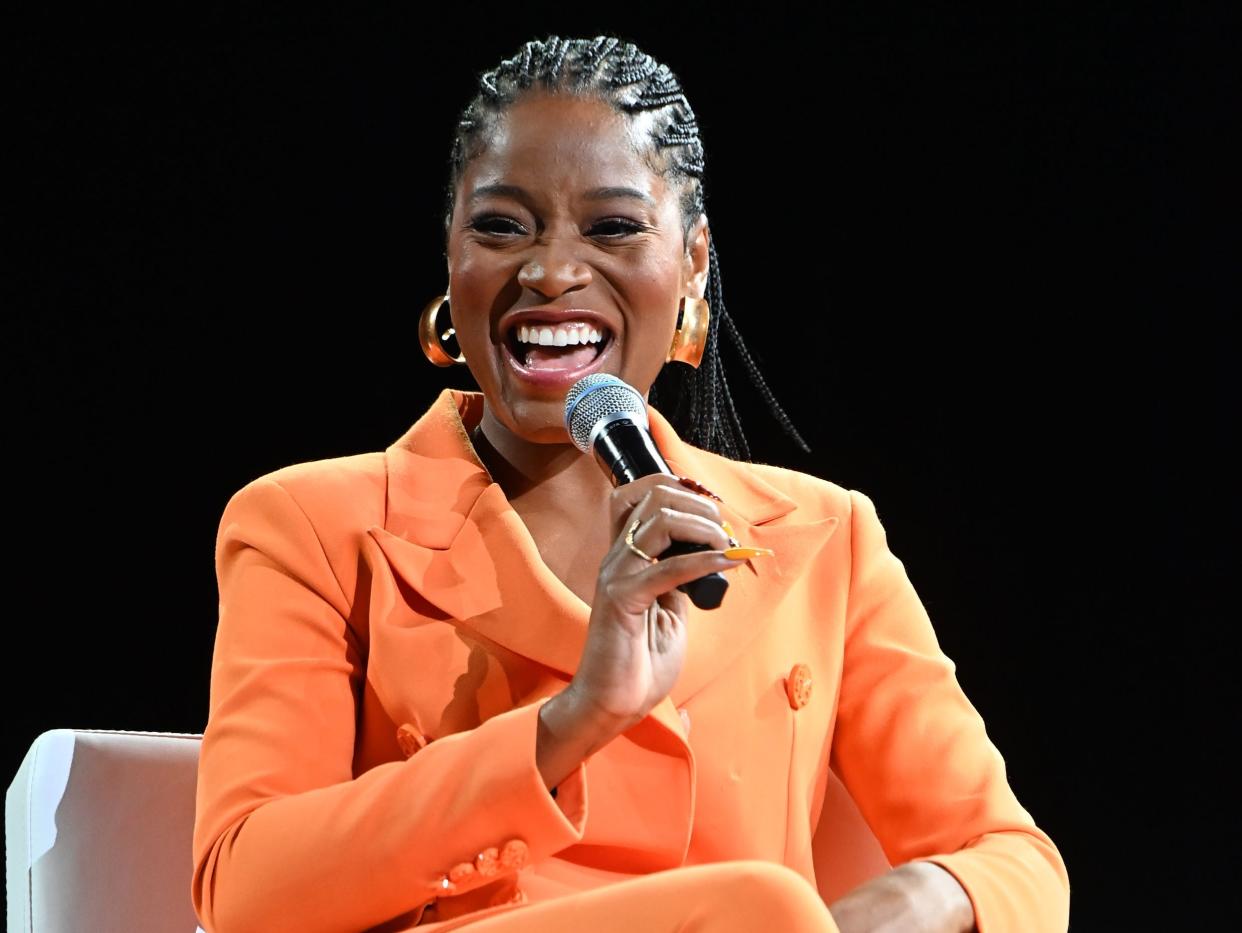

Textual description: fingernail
[723,546,776,560]
[720,520,740,548]
[677,476,723,501]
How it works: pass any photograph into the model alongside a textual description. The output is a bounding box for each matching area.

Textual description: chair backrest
[6,729,205,933]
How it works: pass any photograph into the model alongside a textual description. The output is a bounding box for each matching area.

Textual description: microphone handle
[656,540,729,610]
[592,420,729,611]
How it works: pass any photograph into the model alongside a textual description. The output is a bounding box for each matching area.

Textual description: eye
[468,215,526,236]
[590,218,646,238]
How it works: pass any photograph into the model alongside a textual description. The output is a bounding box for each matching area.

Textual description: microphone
[564,373,729,610]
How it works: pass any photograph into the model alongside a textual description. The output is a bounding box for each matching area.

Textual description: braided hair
[443,35,809,461]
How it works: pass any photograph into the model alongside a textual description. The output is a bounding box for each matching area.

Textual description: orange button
[475,846,500,877]
[448,861,477,884]
[432,874,457,895]
[499,838,529,870]
[785,664,813,710]
[396,723,429,759]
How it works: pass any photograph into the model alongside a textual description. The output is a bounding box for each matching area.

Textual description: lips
[498,307,617,390]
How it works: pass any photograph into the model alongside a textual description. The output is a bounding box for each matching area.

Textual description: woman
[192,36,1069,933]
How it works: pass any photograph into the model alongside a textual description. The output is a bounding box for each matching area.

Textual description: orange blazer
[192,387,1069,933]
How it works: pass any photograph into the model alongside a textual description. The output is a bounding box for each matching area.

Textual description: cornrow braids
[444,35,810,460]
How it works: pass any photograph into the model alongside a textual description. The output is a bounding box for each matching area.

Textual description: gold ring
[625,518,659,563]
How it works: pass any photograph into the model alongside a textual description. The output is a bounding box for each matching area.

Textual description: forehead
[463,92,669,204]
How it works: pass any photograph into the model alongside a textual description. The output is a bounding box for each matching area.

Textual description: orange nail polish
[723,546,775,560]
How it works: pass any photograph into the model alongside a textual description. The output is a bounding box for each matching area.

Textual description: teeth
[514,321,606,346]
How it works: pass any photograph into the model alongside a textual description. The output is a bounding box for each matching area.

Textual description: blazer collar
[381,387,801,529]
[366,388,838,724]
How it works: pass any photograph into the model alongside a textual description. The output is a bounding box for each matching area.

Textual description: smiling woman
[446,90,702,444]
[441,40,808,462]
[191,35,1068,933]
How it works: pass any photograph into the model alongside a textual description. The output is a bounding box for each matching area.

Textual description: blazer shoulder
[733,458,854,521]
[740,461,898,533]
[228,452,386,514]
[220,451,389,547]
[216,452,390,611]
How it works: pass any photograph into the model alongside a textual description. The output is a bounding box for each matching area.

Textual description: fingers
[647,602,685,655]
[609,473,723,538]
[627,506,732,559]
[597,473,742,615]
[603,548,744,615]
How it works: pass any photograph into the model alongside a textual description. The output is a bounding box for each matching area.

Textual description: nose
[517,236,591,298]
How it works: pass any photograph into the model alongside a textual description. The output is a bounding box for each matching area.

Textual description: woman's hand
[537,474,742,788]
[829,863,977,933]
[570,473,742,727]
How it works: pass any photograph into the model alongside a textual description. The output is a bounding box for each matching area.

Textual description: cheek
[618,260,684,391]
[447,247,511,346]
[625,255,683,327]
[449,244,507,296]
[612,245,676,294]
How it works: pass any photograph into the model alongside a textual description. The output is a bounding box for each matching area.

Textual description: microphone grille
[564,374,648,452]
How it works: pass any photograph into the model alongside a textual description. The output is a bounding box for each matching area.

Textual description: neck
[471,402,614,508]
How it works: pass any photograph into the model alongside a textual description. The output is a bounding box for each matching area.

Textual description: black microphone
[564,373,729,610]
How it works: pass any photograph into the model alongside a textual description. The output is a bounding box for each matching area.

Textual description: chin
[487,389,577,445]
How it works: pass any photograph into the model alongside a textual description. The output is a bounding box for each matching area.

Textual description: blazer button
[499,838,529,870]
[475,846,500,877]
[448,861,477,884]
[397,723,429,759]
[433,874,457,896]
[785,664,813,710]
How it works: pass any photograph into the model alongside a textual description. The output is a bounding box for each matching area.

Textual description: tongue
[524,344,598,371]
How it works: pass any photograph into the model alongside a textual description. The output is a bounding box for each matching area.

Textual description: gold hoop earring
[666,296,710,369]
[419,293,466,366]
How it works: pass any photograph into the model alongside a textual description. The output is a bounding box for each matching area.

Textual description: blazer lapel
[370,483,588,676]
[367,388,838,736]
[648,408,842,706]
[365,389,581,675]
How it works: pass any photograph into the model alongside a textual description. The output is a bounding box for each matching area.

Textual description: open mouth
[504,319,613,375]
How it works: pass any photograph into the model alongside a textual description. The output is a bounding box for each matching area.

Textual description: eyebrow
[467,183,656,206]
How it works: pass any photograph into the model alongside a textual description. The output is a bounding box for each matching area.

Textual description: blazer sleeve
[828,489,1069,932]
[191,476,588,933]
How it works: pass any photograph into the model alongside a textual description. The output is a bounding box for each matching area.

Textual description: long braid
[711,238,811,455]
[445,35,810,460]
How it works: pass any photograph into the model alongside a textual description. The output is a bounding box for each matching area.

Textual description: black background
[8,5,1233,929]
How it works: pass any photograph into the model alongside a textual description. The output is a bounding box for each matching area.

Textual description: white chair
[6,729,205,933]
[6,729,887,931]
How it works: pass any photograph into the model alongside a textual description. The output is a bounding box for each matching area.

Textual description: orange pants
[458,862,840,933]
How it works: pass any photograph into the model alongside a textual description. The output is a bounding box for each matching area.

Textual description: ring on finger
[625,517,659,564]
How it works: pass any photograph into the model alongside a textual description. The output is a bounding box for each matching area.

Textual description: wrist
[535,685,629,791]
[829,862,975,933]
[561,680,641,735]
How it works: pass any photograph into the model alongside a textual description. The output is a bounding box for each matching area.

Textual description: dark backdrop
[9,5,1231,929]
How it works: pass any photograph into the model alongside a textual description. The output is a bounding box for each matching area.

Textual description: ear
[682,213,711,300]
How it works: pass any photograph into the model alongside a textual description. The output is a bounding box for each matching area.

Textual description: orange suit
[192,388,1069,932]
